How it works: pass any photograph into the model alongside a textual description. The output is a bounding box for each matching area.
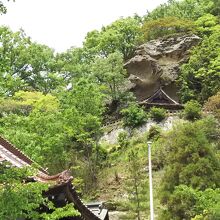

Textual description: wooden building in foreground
[139,87,184,110]
[0,136,109,220]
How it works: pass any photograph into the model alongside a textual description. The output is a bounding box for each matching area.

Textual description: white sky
[0,0,168,52]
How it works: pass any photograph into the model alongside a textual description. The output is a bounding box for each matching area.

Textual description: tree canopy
[1,0,220,218]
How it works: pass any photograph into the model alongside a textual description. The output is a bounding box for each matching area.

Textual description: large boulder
[124,34,201,101]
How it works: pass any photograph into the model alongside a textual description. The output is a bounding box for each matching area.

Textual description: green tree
[121,102,147,128]
[25,43,63,93]
[0,26,63,95]
[55,47,92,82]
[60,78,106,192]
[183,100,202,121]
[163,185,220,220]
[92,51,127,102]
[0,26,30,94]
[0,92,70,172]
[0,164,79,219]
[118,131,129,148]
[179,26,220,103]
[149,107,167,122]
[157,119,220,219]
[204,91,220,121]
[126,150,149,220]
[61,78,105,148]
[84,17,141,59]
[144,0,214,21]
[142,16,194,41]
[195,14,218,36]
[148,125,161,141]
[0,77,106,185]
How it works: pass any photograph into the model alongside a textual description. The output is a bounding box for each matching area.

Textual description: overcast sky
[0,0,168,52]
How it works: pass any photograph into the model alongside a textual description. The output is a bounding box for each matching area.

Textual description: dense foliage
[153,118,220,219]
[149,107,167,122]
[144,0,215,20]
[83,17,142,60]
[91,51,128,102]
[204,91,220,121]
[179,21,220,103]
[142,0,220,104]
[121,102,147,128]
[126,150,149,220]
[0,165,79,219]
[183,100,202,121]
[142,16,194,41]
[1,0,220,219]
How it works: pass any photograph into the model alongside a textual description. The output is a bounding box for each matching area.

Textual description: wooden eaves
[0,135,109,220]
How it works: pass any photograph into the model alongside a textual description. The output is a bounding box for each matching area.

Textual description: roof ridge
[0,135,47,173]
[160,88,178,104]
[0,135,34,165]
[144,87,179,105]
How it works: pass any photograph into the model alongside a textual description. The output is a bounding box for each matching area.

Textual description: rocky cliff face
[100,116,180,145]
[124,34,201,101]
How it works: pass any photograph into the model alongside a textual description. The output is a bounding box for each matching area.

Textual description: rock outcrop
[124,34,201,101]
[100,116,181,145]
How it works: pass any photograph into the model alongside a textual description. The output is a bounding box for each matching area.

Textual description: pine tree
[125,150,149,220]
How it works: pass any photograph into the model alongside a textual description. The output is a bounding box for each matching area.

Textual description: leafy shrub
[121,103,147,128]
[147,125,161,141]
[161,185,220,220]
[183,100,202,121]
[149,107,166,122]
[163,185,198,220]
[118,131,129,148]
[204,91,220,121]
[108,146,120,160]
[130,133,146,146]
[195,14,218,36]
[94,145,108,166]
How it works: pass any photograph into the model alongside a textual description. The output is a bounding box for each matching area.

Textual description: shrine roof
[0,136,34,168]
[139,87,184,110]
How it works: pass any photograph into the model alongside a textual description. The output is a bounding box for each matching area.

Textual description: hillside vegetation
[0,0,220,219]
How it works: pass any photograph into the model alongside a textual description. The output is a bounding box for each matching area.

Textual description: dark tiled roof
[139,87,184,110]
[0,136,109,220]
[0,136,33,167]
[40,171,109,220]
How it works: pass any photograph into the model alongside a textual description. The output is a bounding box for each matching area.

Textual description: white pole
[148,141,154,220]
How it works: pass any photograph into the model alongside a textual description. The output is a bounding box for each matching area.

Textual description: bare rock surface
[100,116,181,145]
[124,34,201,101]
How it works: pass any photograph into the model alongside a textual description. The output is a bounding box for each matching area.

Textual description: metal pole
[148,141,154,220]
